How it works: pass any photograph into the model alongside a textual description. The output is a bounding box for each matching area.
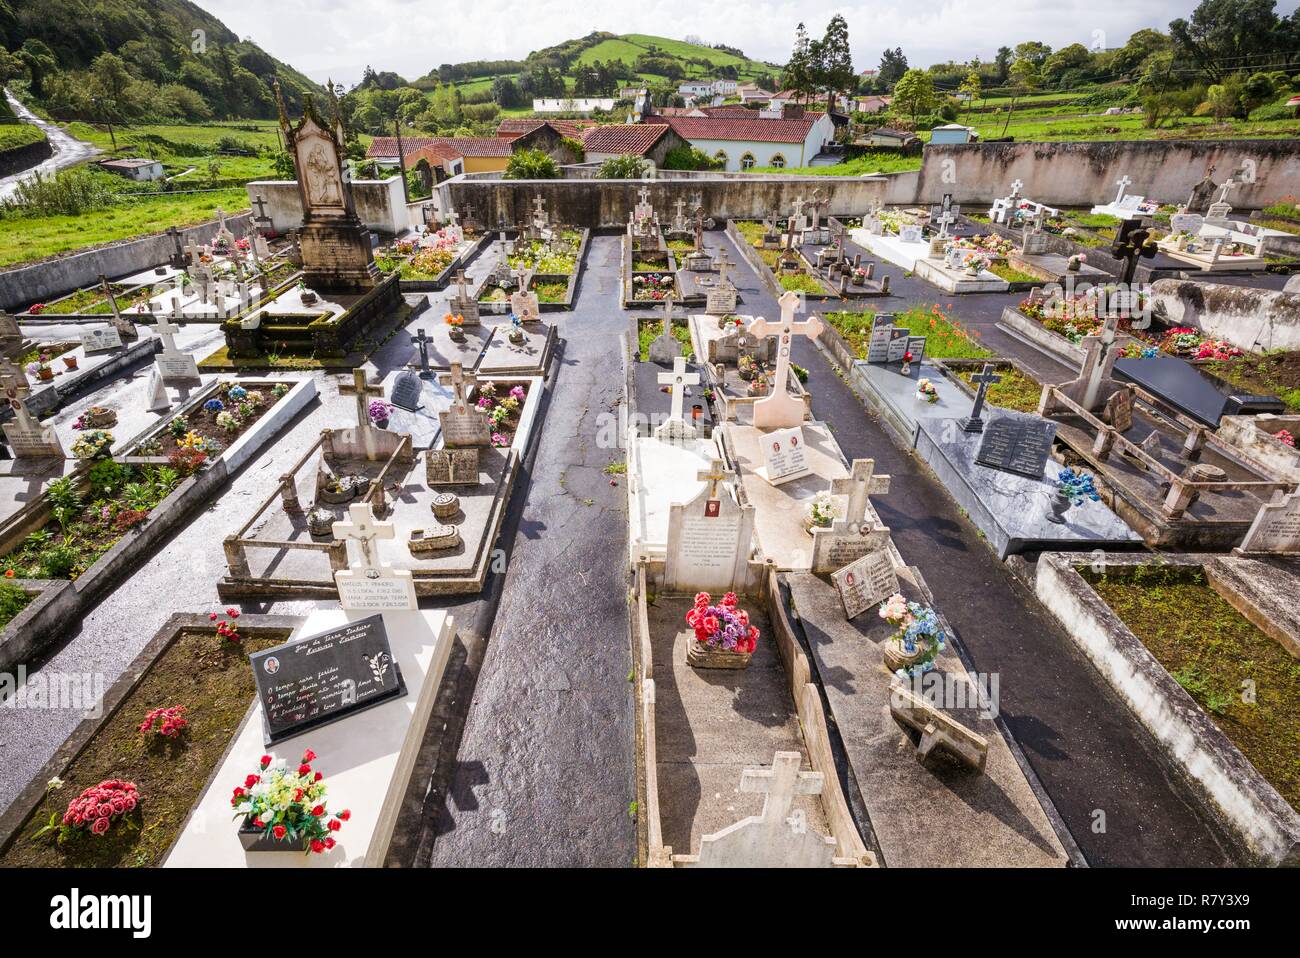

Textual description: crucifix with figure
[410,328,432,376]
[746,290,823,429]
[341,368,385,429]
[332,500,393,569]
[697,458,736,501]
[438,361,477,414]
[959,363,1002,433]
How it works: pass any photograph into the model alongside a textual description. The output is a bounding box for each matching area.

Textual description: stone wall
[890,139,1300,208]
[1150,278,1300,353]
[0,135,53,178]
[439,175,890,228]
[243,176,409,235]
[0,211,252,312]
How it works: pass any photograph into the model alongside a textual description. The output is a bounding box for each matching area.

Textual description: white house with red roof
[656,109,835,171]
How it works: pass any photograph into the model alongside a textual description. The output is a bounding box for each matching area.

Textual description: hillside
[0,0,322,120]
[419,32,780,95]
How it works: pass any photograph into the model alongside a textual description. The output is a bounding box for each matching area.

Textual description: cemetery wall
[897,140,1300,208]
[440,176,890,228]
[243,177,409,236]
[0,135,53,178]
[1150,279,1300,353]
[0,212,253,312]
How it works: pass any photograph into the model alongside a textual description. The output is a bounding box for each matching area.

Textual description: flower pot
[1067,262,1081,272]
[373,418,389,430]
[300,292,318,306]
[448,326,466,343]
[883,635,931,674]
[687,640,752,670]
[63,356,79,371]
[38,368,53,381]
[86,409,116,428]
[1046,491,1072,524]
[238,817,310,853]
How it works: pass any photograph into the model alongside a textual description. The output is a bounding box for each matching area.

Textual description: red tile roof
[700,105,758,117]
[664,113,824,144]
[495,118,597,141]
[367,136,514,159]
[403,143,463,167]
[581,124,670,156]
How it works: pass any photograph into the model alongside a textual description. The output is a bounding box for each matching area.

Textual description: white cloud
[194,1,1235,86]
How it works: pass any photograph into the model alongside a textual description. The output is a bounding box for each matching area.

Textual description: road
[0,89,99,201]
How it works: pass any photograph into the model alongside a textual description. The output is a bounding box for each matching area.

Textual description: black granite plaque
[390,371,423,412]
[975,416,1058,478]
[250,614,407,745]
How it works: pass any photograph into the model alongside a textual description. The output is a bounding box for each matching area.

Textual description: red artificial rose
[260,755,272,768]
[310,839,326,854]
[92,817,111,836]
[209,612,219,621]
[328,818,341,832]
[298,763,311,775]
[337,809,351,821]
[324,837,336,850]
[301,749,316,762]
[245,774,259,788]
[273,824,287,840]
[314,772,323,782]
[311,805,325,817]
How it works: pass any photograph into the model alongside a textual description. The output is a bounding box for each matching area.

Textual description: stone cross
[693,206,705,251]
[1079,314,1121,411]
[340,368,384,429]
[2,373,38,432]
[696,458,736,499]
[446,208,459,228]
[245,224,262,269]
[741,752,823,828]
[1217,176,1240,205]
[657,355,700,424]
[673,197,686,227]
[153,315,182,354]
[1009,178,1023,199]
[437,361,478,412]
[717,251,732,288]
[1112,175,1133,205]
[934,208,957,239]
[637,186,651,208]
[829,458,891,533]
[453,269,471,303]
[746,290,824,429]
[0,357,28,392]
[532,194,547,223]
[959,363,1002,433]
[331,500,394,569]
[410,328,431,375]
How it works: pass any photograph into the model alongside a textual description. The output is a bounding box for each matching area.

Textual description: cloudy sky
[194,0,1287,86]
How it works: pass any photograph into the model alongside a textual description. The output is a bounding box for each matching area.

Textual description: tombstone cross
[1113,175,1133,205]
[410,328,432,375]
[437,361,478,412]
[153,315,182,354]
[746,290,823,428]
[658,355,700,424]
[829,458,891,532]
[1217,176,1240,205]
[1009,178,1024,198]
[959,363,1003,433]
[453,269,471,303]
[741,752,824,827]
[696,458,736,499]
[341,368,384,428]
[331,501,395,569]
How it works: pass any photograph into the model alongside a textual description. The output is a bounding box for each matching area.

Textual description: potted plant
[1067,253,1086,273]
[738,354,760,381]
[29,355,53,381]
[230,750,349,854]
[71,430,114,460]
[445,312,466,343]
[1048,467,1100,523]
[297,281,317,306]
[77,406,117,429]
[368,399,392,429]
[879,593,946,678]
[685,591,760,670]
[804,491,835,535]
[747,371,769,396]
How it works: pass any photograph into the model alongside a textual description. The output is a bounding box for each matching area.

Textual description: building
[402,143,465,188]
[98,157,164,181]
[847,94,891,114]
[581,123,688,169]
[677,81,715,99]
[737,85,773,105]
[657,109,835,172]
[366,136,515,174]
[860,128,922,153]
[532,97,615,115]
[929,123,977,145]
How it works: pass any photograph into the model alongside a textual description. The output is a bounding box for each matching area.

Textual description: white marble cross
[934,208,957,238]
[153,315,182,354]
[717,251,732,287]
[830,458,891,532]
[1009,178,1023,197]
[657,355,700,424]
[331,501,394,569]
[1113,175,1133,205]
[1218,177,1240,204]
[447,208,459,227]
[437,361,478,412]
[532,194,547,222]
[696,457,736,499]
[746,290,823,429]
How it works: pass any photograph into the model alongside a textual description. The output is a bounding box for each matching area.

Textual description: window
[769,153,786,169]
[740,152,756,170]
[713,150,728,166]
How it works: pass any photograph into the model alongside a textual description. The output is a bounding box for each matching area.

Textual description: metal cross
[411,328,432,375]
[960,363,1002,433]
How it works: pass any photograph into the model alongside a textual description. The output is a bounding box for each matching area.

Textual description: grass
[986,262,1041,284]
[751,151,922,177]
[1083,564,1300,812]
[0,187,248,268]
[778,273,826,295]
[637,321,694,361]
[825,303,992,360]
[0,579,32,630]
[0,123,46,153]
[0,626,291,867]
[1203,351,1300,413]
[956,364,1041,412]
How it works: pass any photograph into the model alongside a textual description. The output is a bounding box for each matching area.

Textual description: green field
[575,34,778,81]
[0,123,47,153]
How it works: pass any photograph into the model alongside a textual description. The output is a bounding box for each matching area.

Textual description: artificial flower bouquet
[34,779,141,844]
[805,490,835,532]
[685,591,760,670]
[230,750,349,854]
[915,378,940,403]
[879,593,946,678]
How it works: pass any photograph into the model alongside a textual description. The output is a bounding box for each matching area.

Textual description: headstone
[448,270,480,326]
[79,326,123,354]
[1,372,64,459]
[145,367,171,413]
[249,613,407,745]
[831,549,899,620]
[1170,212,1205,235]
[437,362,491,446]
[899,225,923,244]
[746,291,822,430]
[974,416,1058,478]
[0,312,23,358]
[1104,387,1134,432]
[647,297,681,365]
[425,447,480,486]
[151,315,201,383]
[653,355,701,442]
[331,501,419,610]
[810,458,892,573]
[664,458,756,594]
[758,425,811,485]
[509,266,541,323]
[1237,490,1300,554]
[390,370,423,412]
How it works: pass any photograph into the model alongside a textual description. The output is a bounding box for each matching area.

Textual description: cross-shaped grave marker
[829,458,891,535]
[1079,313,1121,411]
[437,361,478,413]
[933,207,957,239]
[331,500,392,569]
[959,363,1003,433]
[696,457,736,499]
[340,367,385,429]
[410,328,432,376]
[742,751,823,827]
[657,355,700,425]
[1217,176,1240,205]
[746,290,823,429]
[1112,174,1133,205]
[452,269,471,303]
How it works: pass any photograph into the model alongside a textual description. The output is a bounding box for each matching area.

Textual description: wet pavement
[0,90,99,201]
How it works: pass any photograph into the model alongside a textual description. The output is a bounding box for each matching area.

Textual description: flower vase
[882,634,926,673]
[63,356,79,371]
[1067,261,1081,272]
[687,639,752,670]
[448,326,466,343]
[238,817,311,853]
[1046,491,1072,524]
[38,368,53,381]
[900,360,911,376]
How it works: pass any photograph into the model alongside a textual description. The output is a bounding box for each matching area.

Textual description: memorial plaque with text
[865,318,894,363]
[425,447,479,485]
[831,549,899,620]
[390,371,423,412]
[885,327,912,363]
[250,614,407,745]
[80,327,122,354]
[975,416,1058,478]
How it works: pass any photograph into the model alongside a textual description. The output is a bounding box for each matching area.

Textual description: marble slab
[851,229,931,272]
[848,360,968,447]
[477,322,551,376]
[913,258,1010,294]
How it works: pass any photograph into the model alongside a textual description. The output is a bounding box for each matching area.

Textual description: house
[737,85,773,105]
[532,97,615,114]
[658,109,835,172]
[581,123,687,169]
[366,136,515,174]
[847,94,891,114]
[403,143,465,189]
[860,128,922,153]
[678,81,715,99]
[929,123,977,145]
[98,157,164,181]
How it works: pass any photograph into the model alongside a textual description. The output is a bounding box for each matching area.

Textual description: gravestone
[79,326,123,355]
[747,291,821,430]
[831,548,899,620]
[647,297,681,365]
[332,501,420,610]
[758,425,811,485]
[389,370,423,412]
[509,266,541,323]
[975,416,1058,479]
[682,752,838,868]
[249,613,407,745]
[664,458,756,594]
[0,312,24,359]
[425,447,480,486]
[653,355,701,442]
[437,362,491,447]
[1,369,64,459]
[810,458,892,573]
[1103,387,1134,432]
[1237,490,1300,555]
[145,367,171,413]
[151,315,201,384]
[448,270,480,325]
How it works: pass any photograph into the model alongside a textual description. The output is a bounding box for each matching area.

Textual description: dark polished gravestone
[1115,355,1285,427]
[382,370,454,449]
[249,614,408,746]
[390,370,424,411]
[632,360,714,438]
[976,416,1058,479]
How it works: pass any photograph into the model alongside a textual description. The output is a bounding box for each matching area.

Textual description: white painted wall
[244,176,409,235]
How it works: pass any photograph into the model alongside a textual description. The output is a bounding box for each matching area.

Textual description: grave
[1090,175,1159,219]
[150,315,202,385]
[663,458,758,594]
[1235,490,1300,555]
[809,458,893,573]
[913,246,1010,294]
[1113,355,1284,428]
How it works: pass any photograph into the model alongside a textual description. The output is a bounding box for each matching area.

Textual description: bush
[597,154,648,179]
[87,459,130,498]
[661,145,722,171]
[38,544,79,580]
[503,149,558,180]
[0,168,115,218]
[0,579,29,626]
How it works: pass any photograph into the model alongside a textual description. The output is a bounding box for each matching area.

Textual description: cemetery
[1,22,1299,882]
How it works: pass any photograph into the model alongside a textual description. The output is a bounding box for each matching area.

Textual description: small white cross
[331,501,395,569]
[437,361,478,411]
[829,458,890,532]
[657,355,700,424]
[740,752,824,826]
[1113,175,1133,205]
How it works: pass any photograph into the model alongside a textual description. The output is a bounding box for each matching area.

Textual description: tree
[1170,0,1285,83]
[1042,43,1092,87]
[1001,57,1041,136]
[1112,28,1171,76]
[17,39,56,99]
[492,76,523,108]
[993,46,1013,83]
[818,15,855,110]
[661,144,723,171]
[891,68,936,123]
[503,148,558,180]
[879,47,908,86]
[597,154,648,178]
[958,69,981,124]
[782,23,813,99]
[1013,41,1052,68]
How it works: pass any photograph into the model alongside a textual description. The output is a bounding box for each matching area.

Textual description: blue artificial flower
[203,398,224,413]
